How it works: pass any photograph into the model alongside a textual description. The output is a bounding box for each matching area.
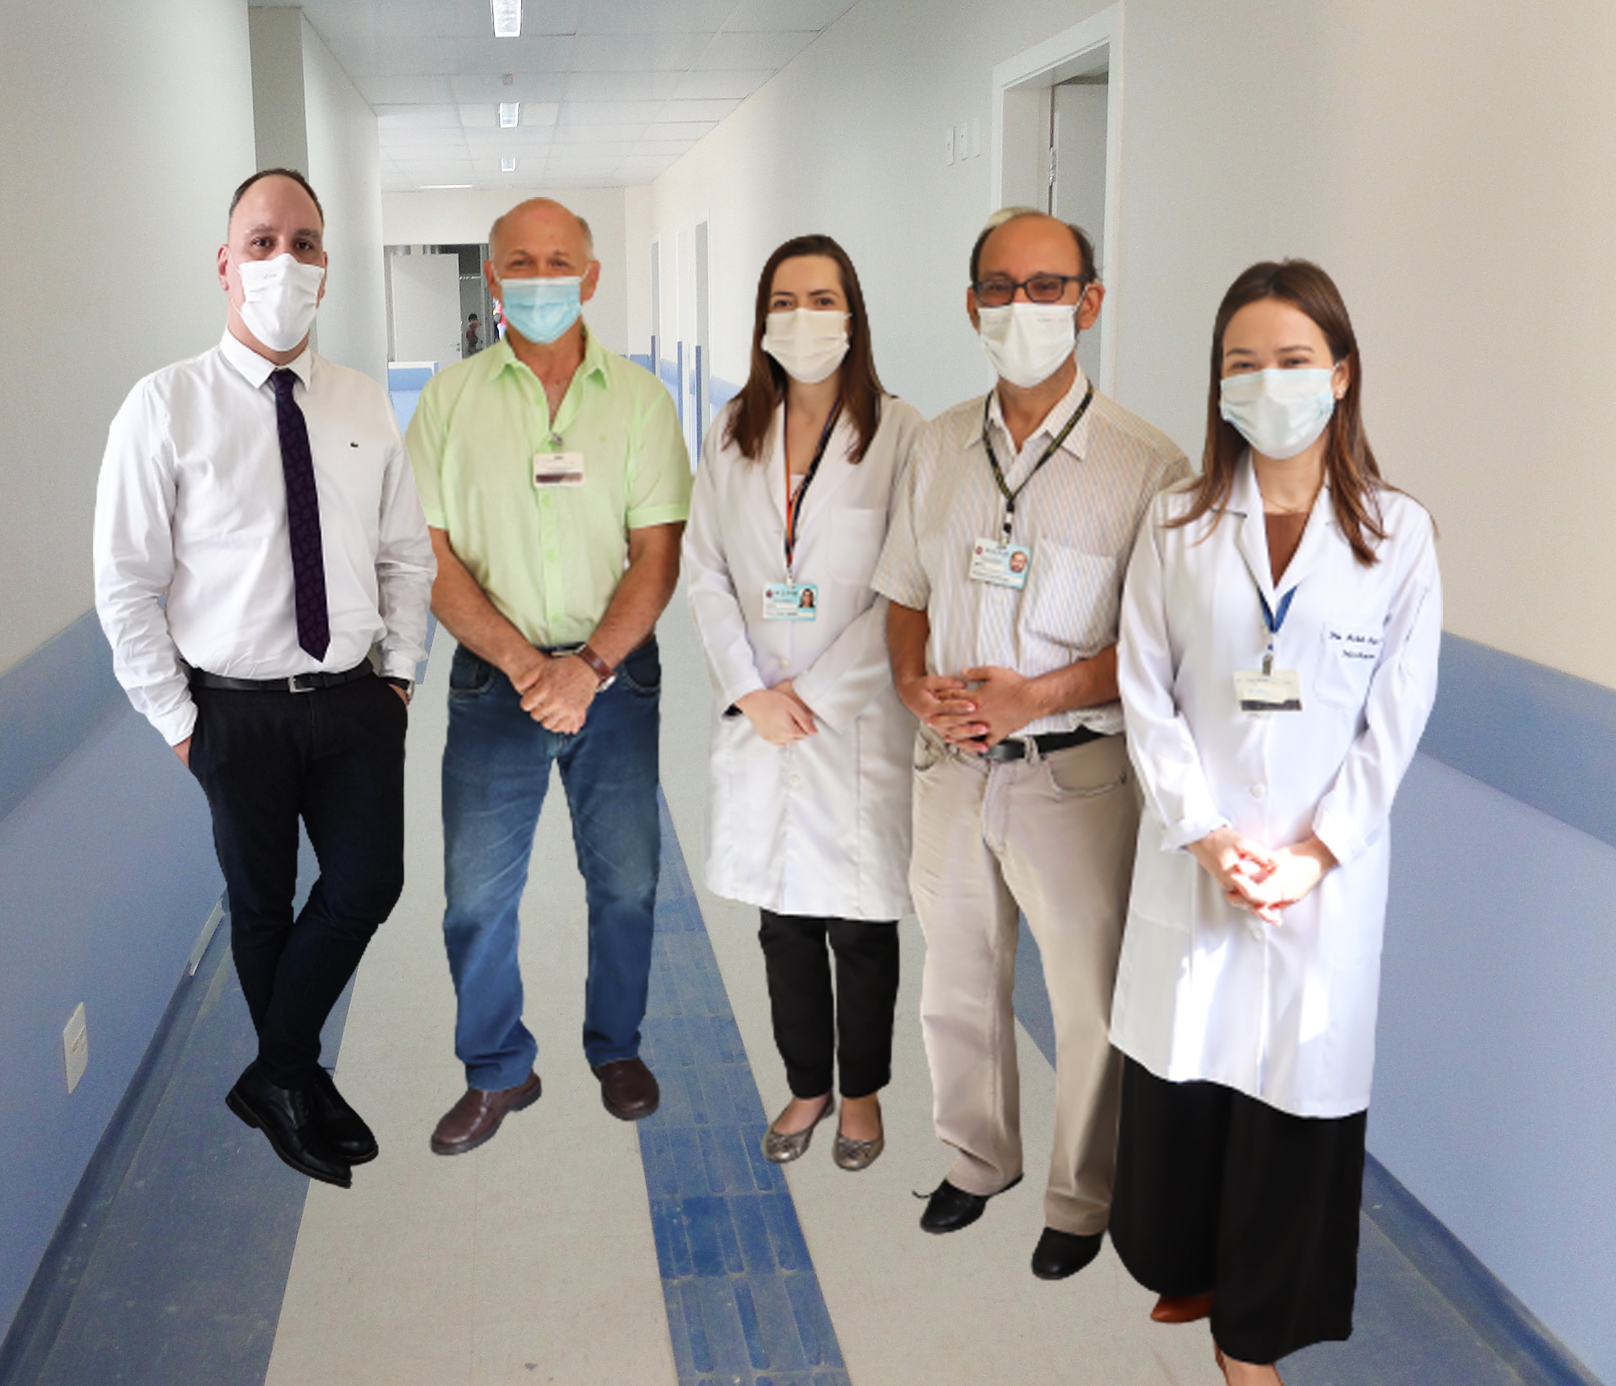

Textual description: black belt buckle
[287,674,317,694]
[981,738,1028,763]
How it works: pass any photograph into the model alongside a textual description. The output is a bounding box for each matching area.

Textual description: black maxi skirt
[1109,1057,1367,1365]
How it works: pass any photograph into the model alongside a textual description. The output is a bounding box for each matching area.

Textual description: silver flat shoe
[762,1097,834,1163]
[833,1128,884,1171]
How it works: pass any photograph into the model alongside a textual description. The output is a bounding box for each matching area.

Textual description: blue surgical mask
[1219,367,1336,460]
[498,275,582,344]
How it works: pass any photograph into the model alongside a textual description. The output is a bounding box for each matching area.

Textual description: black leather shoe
[227,1065,352,1189]
[1031,1226,1104,1280]
[918,1174,1023,1234]
[309,1067,378,1165]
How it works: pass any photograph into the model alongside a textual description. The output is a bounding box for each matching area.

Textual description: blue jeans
[441,640,661,1089]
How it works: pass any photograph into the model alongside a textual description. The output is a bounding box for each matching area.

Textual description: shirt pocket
[823,507,888,591]
[1313,621,1384,711]
[1023,541,1119,655]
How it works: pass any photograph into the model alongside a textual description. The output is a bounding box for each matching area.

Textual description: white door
[1052,78,1108,387]
[390,252,461,368]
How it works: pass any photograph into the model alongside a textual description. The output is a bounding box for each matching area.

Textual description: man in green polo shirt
[407,197,689,1153]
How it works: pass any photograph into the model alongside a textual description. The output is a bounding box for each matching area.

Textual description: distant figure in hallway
[684,236,925,1172]
[873,208,1189,1279]
[1109,261,1442,1385]
[407,197,690,1155]
[92,168,435,1190]
[464,312,481,356]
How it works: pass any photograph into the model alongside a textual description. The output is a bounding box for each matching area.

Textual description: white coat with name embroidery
[684,397,925,920]
[1110,457,1442,1117]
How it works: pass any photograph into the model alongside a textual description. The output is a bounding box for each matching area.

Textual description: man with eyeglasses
[874,207,1189,1281]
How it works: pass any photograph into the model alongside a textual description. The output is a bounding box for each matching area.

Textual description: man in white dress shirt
[873,208,1189,1278]
[93,169,435,1189]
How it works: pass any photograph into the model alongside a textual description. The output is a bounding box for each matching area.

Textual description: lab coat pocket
[827,507,888,591]
[1125,836,1200,932]
[1024,542,1118,654]
[1313,622,1383,710]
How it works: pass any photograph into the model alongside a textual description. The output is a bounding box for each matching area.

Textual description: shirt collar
[219,328,314,391]
[491,322,608,386]
[983,361,1094,461]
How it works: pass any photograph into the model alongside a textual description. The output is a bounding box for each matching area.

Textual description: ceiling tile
[558,100,666,126]
[377,104,464,129]
[450,72,568,102]
[655,98,739,122]
[630,139,701,156]
[552,123,652,144]
[562,71,684,102]
[574,0,733,35]
[641,119,719,141]
[722,0,857,31]
[669,68,771,99]
[693,29,815,69]
[569,33,713,72]
[354,74,456,105]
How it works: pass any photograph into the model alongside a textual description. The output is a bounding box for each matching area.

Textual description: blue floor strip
[638,795,850,1386]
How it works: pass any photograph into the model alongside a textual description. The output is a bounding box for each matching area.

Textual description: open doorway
[992,5,1122,392]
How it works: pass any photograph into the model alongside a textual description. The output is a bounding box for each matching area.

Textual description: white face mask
[235,253,325,352]
[976,302,1077,389]
[1219,368,1337,460]
[762,309,849,385]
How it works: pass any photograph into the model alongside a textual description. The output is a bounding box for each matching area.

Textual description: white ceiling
[270,0,861,190]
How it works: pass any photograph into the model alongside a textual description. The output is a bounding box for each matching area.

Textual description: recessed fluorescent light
[501,157,517,172]
[419,184,473,190]
[492,0,521,38]
[499,102,520,128]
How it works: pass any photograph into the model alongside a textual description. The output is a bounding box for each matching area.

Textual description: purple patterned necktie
[270,369,330,660]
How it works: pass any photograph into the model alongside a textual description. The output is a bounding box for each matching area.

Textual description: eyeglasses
[972,274,1089,307]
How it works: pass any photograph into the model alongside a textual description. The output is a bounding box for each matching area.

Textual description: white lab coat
[684,396,925,920]
[1110,458,1442,1117]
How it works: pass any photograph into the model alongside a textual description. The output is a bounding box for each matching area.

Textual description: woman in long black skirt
[1110,259,1442,1384]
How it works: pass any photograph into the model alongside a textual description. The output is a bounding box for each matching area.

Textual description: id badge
[532,451,585,487]
[969,537,1031,590]
[764,582,819,621]
[1234,669,1303,714]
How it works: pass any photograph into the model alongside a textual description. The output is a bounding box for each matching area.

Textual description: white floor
[265,591,1224,1386]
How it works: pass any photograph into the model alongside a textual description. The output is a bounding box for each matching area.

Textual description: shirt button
[778,657,790,670]
[546,550,557,561]
[789,774,802,788]
[1251,784,1267,799]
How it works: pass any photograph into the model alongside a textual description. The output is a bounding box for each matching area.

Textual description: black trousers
[1110,1058,1366,1364]
[188,673,407,1087]
[758,910,899,1100]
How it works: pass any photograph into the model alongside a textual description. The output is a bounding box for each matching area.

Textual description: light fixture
[499,102,520,128]
[491,0,521,38]
[501,157,517,172]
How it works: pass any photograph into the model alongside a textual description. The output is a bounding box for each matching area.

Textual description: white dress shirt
[873,366,1190,737]
[93,331,436,745]
[1110,462,1442,1116]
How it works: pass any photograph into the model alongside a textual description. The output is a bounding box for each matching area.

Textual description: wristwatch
[575,643,616,691]
[381,675,414,702]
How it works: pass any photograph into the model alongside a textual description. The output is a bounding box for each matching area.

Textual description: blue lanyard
[1259,587,1296,675]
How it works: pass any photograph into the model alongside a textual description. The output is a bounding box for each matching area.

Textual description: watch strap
[576,643,615,686]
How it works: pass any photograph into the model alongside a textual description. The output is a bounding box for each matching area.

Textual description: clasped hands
[1188,826,1338,925]
[736,680,817,746]
[510,648,597,734]
[896,666,1043,752]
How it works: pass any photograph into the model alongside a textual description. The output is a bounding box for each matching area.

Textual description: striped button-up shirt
[873,366,1190,737]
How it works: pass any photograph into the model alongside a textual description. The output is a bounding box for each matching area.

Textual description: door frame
[990,3,1124,393]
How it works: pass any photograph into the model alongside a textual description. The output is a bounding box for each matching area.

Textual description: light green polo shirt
[407,327,691,648]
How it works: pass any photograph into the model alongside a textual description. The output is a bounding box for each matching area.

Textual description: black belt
[980,726,1109,762]
[189,662,374,694]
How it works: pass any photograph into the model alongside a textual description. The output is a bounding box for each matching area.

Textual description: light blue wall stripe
[1422,634,1616,851]
[638,795,850,1386]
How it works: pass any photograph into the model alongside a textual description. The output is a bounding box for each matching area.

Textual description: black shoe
[918,1174,1023,1234]
[309,1067,378,1165]
[227,1066,353,1189]
[1031,1226,1104,1280]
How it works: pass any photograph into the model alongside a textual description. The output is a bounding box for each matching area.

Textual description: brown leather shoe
[1152,1292,1215,1324]
[592,1057,660,1120]
[430,1071,542,1155]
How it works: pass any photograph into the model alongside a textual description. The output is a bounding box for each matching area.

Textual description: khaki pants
[909,728,1139,1235]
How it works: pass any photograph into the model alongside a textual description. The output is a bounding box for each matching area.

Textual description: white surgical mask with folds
[1219,367,1337,460]
[976,302,1077,389]
[762,309,849,384]
[236,253,326,353]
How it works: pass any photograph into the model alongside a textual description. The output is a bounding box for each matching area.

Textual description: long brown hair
[1173,259,1388,566]
[724,234,885,464]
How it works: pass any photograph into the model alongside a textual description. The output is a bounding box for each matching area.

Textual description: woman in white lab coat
[1109,261,1442,1385]
[683,235,923,1171]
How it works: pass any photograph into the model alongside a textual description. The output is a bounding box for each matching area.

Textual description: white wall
[0,0,258,675]
[641,0,1616,693]
[381,187,630,357]
[300,14,387,385]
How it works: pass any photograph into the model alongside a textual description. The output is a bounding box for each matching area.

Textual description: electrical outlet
[63,1003,88,1093]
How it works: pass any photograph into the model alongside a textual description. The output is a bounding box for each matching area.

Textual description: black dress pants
[1110,1057,1366,1365]
[188,674,407,1087]
[758,910,899,1100]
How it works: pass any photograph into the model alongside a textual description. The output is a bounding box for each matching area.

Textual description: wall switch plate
[958,121,970,160]
[969,116,983,158]
[63,1003,88,1093]
[943,125,954,165]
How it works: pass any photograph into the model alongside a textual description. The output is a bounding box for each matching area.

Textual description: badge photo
[969,537,1032,591]
[764,582,818,621]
